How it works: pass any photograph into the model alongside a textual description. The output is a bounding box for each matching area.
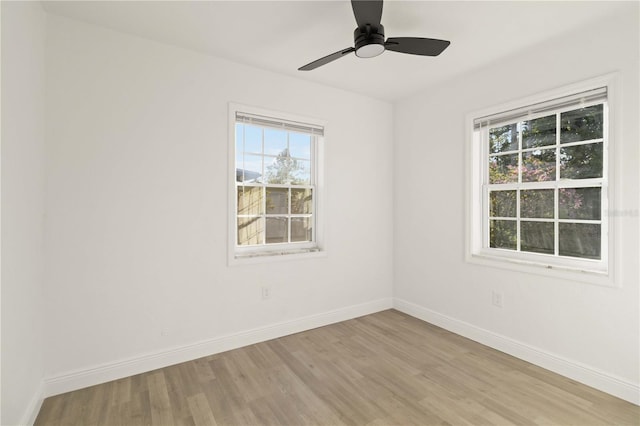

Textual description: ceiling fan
[299,0,450,71]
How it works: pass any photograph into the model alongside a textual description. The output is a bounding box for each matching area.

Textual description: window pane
[521,221,554,255]
[559,187,601,220]
[238,217,263,246]
[237,186,263,215]
[489,154,518,184]
[242,154,263,183]
[559,223,601,259]
[289,133,311,159]
[520,189,554,219]
[522,115,556,149]
[291,160,311,185]
[264,129,287,155]
[489,123,519,154]
[489,190,516,218]
[560,143,603,179]
[522,148,556,182]
[291,217,312,242]
[244,125,262,153]
[235,123,258,183]
[560,104,603,143]
[236,123,244,157]
[292,188,313,214]
[264,152,293,184]
[265,217,288,244]
[490,220,516,250]
[266,188,289,214]
[235,157,245,182]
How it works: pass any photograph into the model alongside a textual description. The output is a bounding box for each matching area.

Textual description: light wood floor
[36,310,639,425]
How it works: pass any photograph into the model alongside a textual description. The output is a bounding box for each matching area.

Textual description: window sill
[466,251,613,287]
[229,247,326,266]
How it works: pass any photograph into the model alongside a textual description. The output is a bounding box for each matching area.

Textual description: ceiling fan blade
[351,0,383,28]
[385,37,450,56]
[298,47,355,71]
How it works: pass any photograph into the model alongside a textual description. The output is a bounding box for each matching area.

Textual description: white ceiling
[41,1,630,102]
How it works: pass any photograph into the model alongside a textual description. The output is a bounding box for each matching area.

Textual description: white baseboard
[21,380,44,426]
[44,297,393,397]
[393,298,639,406]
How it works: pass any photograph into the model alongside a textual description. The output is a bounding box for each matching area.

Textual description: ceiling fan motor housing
[354,24,385,58]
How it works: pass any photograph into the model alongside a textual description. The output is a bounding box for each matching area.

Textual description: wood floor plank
[187,392,217,426]
[147,371,175,426]
[164,365,198,426]
[35,310,640,425]
[127,375,153,426]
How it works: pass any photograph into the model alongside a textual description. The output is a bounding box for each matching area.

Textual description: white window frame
[466,74,619,286]
[228,103,326,265]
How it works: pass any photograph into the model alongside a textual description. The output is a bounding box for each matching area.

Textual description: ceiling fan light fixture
[355,42,385,58]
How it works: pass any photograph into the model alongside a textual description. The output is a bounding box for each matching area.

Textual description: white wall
[394,6,639,402]
[44,15,393,384]
[1,2,47,424]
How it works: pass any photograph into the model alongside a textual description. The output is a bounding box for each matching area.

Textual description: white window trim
[465,74,620,287]
[228,103,326,266]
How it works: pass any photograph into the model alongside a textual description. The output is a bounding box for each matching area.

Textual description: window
[229,104,324,263]
[467,77,616,283]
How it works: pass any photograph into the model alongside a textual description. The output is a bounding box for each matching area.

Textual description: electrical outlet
[492,291,504,308]
[261,286,271,300]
